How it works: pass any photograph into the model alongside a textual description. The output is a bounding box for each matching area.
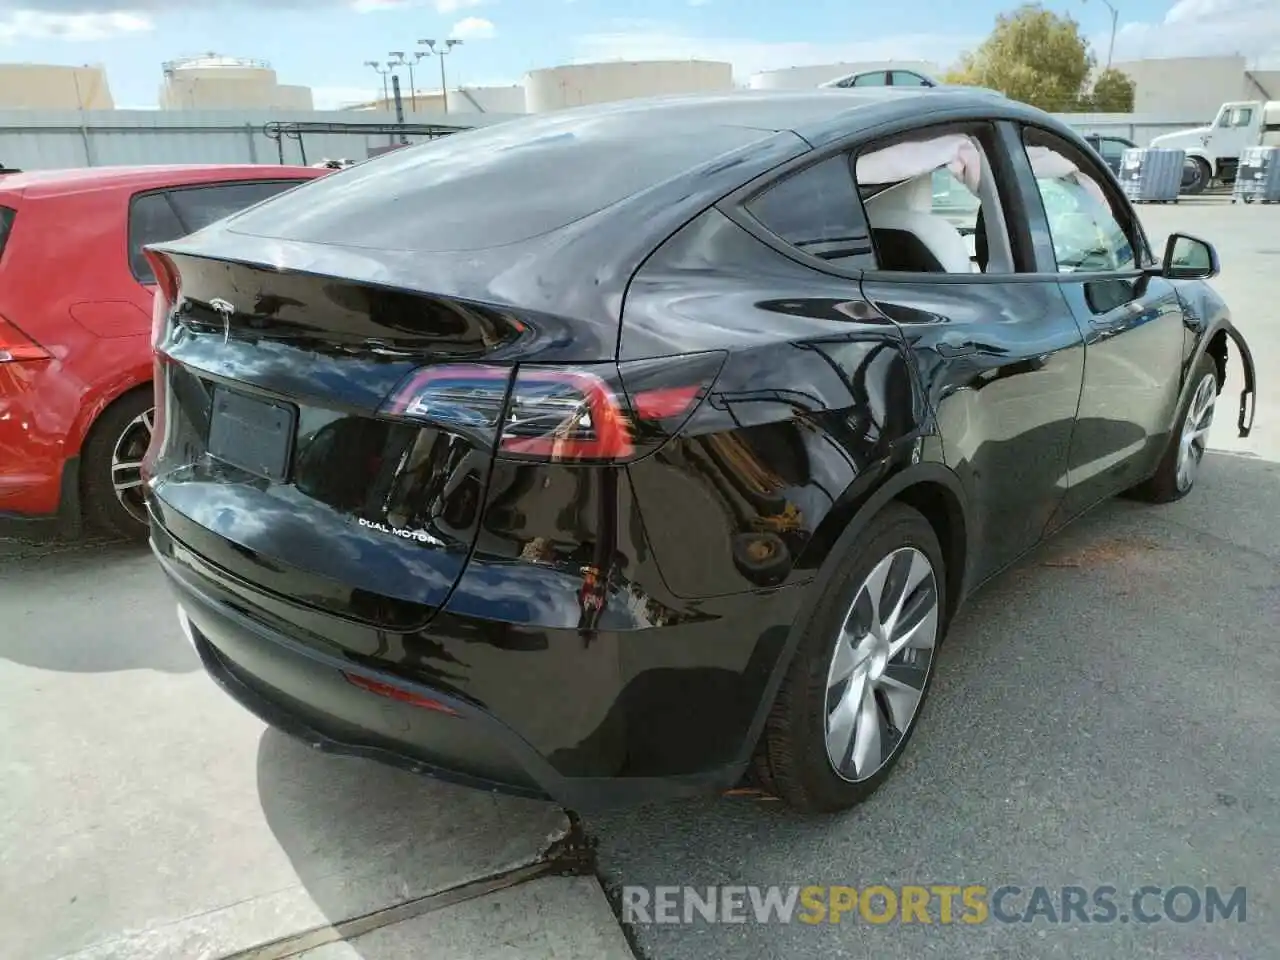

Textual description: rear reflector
[0,316,50,363]
[380,352,726,463]
[342,671,461,716]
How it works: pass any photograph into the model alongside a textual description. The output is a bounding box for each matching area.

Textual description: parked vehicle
[1149,99,1280,194]
[1083,133,1136,176]
[0,164,324,541]
[819,68,1004,99]
[145,89,1256,814]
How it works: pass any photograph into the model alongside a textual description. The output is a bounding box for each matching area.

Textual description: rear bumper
[153,526,791,811]
[0,457,82,542]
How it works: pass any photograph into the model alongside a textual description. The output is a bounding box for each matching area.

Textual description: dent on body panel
[629,336,920,599]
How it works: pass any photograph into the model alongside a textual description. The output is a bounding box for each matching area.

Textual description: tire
[752,502,946,813]
[1128,353,1219,504]
[81,388,155,541]
[1182,157,1211,196]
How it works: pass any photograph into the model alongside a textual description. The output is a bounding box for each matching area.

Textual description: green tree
[944,4,1095,112]
[1085,67,1136,112]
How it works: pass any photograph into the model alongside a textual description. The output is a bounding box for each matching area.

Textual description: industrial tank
[159,54,313,111]
[524,60,732,113]
[0,63,114,110]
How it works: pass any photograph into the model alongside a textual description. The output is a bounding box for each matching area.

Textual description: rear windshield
[225,115,771,253]
[0,206,14,260]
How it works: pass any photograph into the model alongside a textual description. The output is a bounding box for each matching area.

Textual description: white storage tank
[749,61,940,90]
[159,54,314,110]
[0,63,114,110]
[525,60,733,113]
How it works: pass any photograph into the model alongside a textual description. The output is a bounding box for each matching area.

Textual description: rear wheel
[753,502,946,813]
[1182,157,1211,196]
[82,389,154,541]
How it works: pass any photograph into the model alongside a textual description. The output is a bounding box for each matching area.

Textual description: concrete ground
[1,197,1276,960]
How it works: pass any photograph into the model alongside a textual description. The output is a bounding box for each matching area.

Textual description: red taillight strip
[498,367,634,461]
[342,670,461,716]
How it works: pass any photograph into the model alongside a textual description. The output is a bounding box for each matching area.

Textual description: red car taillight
[143,249,181,348]
[380,352,725,463]
[0,316,51,363]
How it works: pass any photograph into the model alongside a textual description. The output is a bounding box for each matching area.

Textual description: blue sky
[2,0,1276,109]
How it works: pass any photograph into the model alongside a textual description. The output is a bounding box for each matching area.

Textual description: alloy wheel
[824,546,940,783]
[111,406,154,526]
[1176,373,1216,493]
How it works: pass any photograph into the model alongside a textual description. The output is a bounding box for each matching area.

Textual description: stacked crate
[1232,146,1280,204]
[1118,147,1186,204]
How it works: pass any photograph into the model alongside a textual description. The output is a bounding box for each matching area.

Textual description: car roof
[0,164,320,200]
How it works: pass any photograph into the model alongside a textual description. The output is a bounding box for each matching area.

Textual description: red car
[0,164,323,541]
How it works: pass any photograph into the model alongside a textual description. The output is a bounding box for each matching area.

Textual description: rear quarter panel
[620,207,932,600]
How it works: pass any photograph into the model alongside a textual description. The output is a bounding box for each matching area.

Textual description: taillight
[0,316,50,363]
[380,352,725,463]
[143,249,180,348]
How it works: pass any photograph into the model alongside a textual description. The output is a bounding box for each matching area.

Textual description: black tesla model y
[144,89,1256,813]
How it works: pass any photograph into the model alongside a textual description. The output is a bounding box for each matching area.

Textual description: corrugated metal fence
[0,108,518,171]
[0,107,1207,172]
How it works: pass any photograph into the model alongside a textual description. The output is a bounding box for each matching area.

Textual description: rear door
[852,120,1087,580]
[1013,124,1186,522]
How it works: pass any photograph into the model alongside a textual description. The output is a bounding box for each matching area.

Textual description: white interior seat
[864,175,975,274]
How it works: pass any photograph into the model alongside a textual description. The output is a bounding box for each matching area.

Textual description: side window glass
[1231,108,1253,128]
[1021,130,1137,273]
[743,155,874,266]
[891,71,930,87]
[852,71,889,87]
[128,193,187,283]
[1099,139,1126,162]
[166,180,302,234]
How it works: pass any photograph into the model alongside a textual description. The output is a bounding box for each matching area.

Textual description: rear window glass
[167,180,304,233]
[129,179,308,283]
[129,193,186,282]
[0,206,14,260]
[225,116,771,253]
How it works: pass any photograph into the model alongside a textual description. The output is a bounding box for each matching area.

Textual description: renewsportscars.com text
[620,885,1247,926]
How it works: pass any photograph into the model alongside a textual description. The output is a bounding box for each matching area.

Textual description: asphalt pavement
[1,197,1276,960]
[585,199,1280,958]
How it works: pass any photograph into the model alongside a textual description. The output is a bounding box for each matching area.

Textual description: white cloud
[572,22,977,80]
[451,15,494,40]
[0,9,152,42]
[1107,0,1280,64]
[436,0,484,12]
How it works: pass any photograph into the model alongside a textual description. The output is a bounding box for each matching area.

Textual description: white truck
[1149,99,1280,194]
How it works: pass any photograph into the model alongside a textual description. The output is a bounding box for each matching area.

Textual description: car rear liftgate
[144,249,529,632]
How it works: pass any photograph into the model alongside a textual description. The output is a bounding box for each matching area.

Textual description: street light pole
[418,38,462,113]
[1083,0,1120,71]
[364,59,392,109]
[390,51,427,113]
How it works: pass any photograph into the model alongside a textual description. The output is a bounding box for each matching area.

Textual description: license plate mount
[207,386,296,482]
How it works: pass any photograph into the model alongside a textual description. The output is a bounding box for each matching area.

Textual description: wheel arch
[67,364,154,457]
[735,457,973,769]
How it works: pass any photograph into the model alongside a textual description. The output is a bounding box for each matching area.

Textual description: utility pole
[418,38,462,113]
[389,51,427,113]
